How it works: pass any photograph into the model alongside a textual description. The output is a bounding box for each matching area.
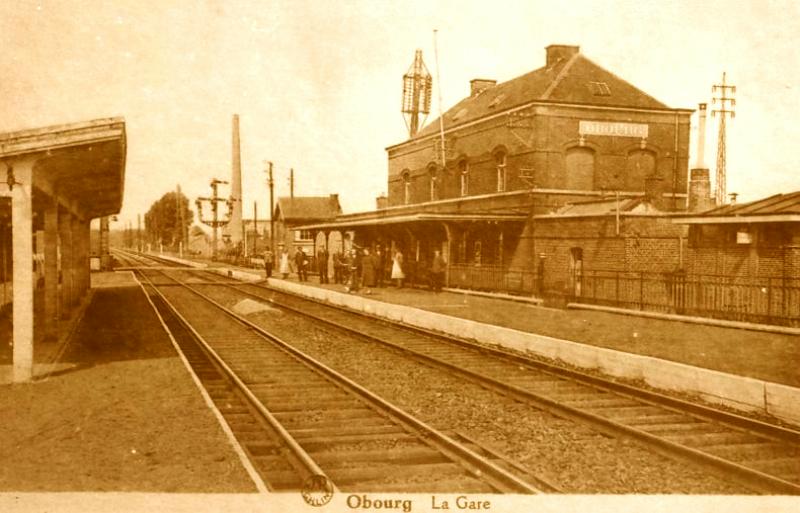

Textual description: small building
[273,195,342,255]
[671,192,800,326]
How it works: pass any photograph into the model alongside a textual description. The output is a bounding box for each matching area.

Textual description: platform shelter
[0,118,126,382]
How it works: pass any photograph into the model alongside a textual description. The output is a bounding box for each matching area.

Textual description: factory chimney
[688,103,716,212]
[224,114,244,244]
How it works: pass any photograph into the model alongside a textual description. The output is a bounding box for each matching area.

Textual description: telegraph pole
[267,161,275,252]
[196,178,231,260]
[712,72,736,205]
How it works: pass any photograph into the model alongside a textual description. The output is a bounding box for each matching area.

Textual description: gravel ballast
[201,286,744,494]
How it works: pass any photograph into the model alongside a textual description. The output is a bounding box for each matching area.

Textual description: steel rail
[135,269,336,492]
[197,277,800,495]
[146,267,549,494]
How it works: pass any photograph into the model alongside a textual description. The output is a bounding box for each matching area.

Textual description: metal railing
[447,264,539,296]
[575,270,800,327]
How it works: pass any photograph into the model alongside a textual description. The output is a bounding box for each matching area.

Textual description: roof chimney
[545,44,580,67]
[470,78,496,97]
[695,103,708,168]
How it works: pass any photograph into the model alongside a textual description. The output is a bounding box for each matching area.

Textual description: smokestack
[225,114,244,244]
[696,103,707,168]
[688,168,716,212]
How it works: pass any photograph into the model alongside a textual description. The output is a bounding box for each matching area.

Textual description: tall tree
[144,190,194,249]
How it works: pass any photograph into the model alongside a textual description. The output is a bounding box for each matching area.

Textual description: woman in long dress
[391,250,405,288]
[279,248,291,279]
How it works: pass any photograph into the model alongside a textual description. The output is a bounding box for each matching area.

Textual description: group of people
[261,245,447,293]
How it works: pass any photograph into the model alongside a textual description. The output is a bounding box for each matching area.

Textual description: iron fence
[575,270,800,327]
[447,264,539,296]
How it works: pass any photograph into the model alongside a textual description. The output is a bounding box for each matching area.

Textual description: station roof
[274,195,341,222]
[0,117,126,219]
[674,192,800,224]
[404,46,682,145]
[297,212,527,231]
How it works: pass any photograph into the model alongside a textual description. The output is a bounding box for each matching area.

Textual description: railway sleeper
[271,407,377,421]
[351,476,494,494]
[310,446,449,466]
[299,435,422,453]
[661,431,767,448]
[701,442,793,461]
[291,424,405,439]
[327,461,470,486]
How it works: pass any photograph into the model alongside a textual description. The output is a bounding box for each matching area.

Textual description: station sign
[579,120,648,138]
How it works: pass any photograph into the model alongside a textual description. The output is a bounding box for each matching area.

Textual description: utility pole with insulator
[401,49,433,138]
[712,72,736,205]
[267,161,274,252]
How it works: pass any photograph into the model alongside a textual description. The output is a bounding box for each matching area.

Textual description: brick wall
[386,104,690,208]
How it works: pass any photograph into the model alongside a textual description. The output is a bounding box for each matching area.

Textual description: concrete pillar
[11,159,34,383]
[59,212,74,316]
[43,196,59,338]
[74,218,88,299]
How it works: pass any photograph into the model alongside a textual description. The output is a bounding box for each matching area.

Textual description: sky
[1,0,799,226]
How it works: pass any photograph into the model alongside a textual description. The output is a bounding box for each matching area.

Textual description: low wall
[147,253,800,426]
[268,277,800,426]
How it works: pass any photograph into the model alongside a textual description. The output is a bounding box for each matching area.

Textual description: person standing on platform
[391,250,405,288]
[430,249,447,292]
[361,248,376,294]
[317,247,330,284]
[263,248,274,278]
[294,248,308,282]
[279,247,290,279]
[375,246,385,287]
[333,251,343,284]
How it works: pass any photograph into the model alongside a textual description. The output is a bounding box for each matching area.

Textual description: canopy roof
[0,117,126,219]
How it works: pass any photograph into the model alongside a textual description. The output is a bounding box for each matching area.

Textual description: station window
[296,230,313,241]
[402,170,411,205]
[459,160,469,197]
[495,152,507,192]
[428,165,439,201]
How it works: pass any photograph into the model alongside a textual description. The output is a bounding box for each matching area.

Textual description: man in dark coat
[295,248,308,282]
[317,248,330,284]
[430,250,447,292]
[361,248,376,292]
[374,246,385,287]
[263,248,274,278]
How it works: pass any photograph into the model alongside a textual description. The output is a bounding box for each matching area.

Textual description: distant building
[273,195,342,254]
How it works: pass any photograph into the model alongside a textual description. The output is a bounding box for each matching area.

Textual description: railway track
[131,263,554,493]
[172,268,800,495]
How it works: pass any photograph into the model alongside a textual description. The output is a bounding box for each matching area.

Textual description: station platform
[152,253,800,425]
[0,271,257,492]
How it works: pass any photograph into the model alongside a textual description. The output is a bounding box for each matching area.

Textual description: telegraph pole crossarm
[196,178,231,261]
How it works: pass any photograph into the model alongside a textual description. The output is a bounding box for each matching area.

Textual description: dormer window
[488,94,506,109]
[451,108,468,122]
[588,81,611,96]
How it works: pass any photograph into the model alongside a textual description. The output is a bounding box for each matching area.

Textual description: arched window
[458,159,469,197]
[625,150,656,190]
[401,170,411,205]
[495,151,507,192]
[565,147,595,190]
[428,164,439,201]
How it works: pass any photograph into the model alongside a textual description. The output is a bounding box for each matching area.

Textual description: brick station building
[299,44,695,295]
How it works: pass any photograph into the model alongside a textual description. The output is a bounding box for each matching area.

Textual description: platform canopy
[0,117,126,219]
[296,212,528,231]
